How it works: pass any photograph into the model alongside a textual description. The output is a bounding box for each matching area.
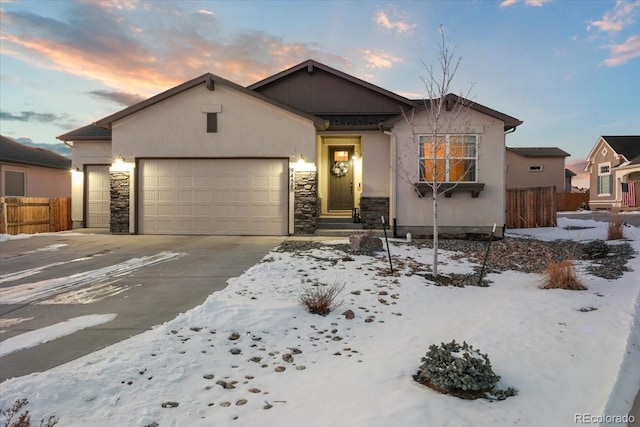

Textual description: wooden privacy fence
[0,197,72,235]
[556,192,589,212]
[506,187,557,229]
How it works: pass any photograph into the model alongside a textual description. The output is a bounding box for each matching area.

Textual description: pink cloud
[373,9,416,35]
[603,34,640,66]
[500,0,551,7]
[360,50,402,69]
[588,0,640,33]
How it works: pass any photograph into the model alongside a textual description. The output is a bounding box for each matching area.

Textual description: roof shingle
[0,135,71,170]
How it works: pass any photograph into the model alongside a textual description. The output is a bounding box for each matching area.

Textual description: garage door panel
[139,159,288,235]
[86,165,110,228]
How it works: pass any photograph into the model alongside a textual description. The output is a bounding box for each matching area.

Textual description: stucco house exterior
[506,147,570,192]
[585,135,640,210]
[58,60,522,236]
[0,135,71,198]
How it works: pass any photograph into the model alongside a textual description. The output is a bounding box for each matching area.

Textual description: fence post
[0,198,6,234]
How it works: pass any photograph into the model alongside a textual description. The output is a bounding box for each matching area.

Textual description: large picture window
[419,135,477,182]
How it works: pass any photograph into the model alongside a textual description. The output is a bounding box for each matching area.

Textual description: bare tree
[398,26,475,278]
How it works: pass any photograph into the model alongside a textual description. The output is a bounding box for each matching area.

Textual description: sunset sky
[1,0,639,187]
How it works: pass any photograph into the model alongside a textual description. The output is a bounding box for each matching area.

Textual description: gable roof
[94,72,326,130]
[383,93,523,132]
[249,59,416,108]
[602,135,640,162]
[58,123,112,142]
[0,135,71,170]
[585,135,640,167]
[507,147,570,157]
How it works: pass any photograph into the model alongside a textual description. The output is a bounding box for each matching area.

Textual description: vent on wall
[207,113,218,133]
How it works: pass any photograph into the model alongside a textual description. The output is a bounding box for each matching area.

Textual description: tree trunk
[432,182,439,277]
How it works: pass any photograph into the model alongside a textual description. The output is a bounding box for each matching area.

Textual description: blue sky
[1,0,639,186]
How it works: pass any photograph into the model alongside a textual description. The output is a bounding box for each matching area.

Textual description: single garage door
[86,165,111,228]
[139,159,288,235]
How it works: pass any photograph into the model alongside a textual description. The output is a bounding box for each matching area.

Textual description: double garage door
[139,159,288,235]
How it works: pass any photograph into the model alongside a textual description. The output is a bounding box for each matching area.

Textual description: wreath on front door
[331,161,349,177]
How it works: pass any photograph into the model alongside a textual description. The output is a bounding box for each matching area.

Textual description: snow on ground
[0,218,639,427]
[0,314,117,357]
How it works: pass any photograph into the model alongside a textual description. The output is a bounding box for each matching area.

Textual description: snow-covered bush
[414,340,516,400]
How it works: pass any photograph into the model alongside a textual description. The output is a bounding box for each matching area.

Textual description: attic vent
[207,113,218,133]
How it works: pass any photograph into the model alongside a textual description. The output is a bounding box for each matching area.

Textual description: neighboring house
[585,135,640,210]
[506,147,570,192]
[565,169,576,193]
[0,135,71,198]
[58,59,522,236]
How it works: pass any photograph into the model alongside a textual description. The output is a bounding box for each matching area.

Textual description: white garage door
[139,159,288,235]
[86,165,110,228]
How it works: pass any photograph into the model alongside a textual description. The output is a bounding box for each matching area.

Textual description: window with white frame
[419,134,477,182]
[597,162,611,195]
[529,165,543,172]
[4,170,26,196]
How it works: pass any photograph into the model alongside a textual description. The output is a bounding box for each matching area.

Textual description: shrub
[414,340,516,400]
[607,217,624,240]
[1,398,58,427]
[299,281,344,316]
[543,259,586,290]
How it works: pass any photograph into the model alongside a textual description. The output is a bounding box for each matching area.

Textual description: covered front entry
[138,158,288,235]
[85,165,110,228]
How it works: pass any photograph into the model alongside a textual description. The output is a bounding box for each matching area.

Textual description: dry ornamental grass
[543,260,586,290]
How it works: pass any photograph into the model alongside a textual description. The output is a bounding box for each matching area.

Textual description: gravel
[277,236,635,285]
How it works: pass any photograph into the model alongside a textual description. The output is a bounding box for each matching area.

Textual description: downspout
[384,130,397,237]
[503,126,517,236]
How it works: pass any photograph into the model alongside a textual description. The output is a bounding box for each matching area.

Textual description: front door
[328,146,354,211]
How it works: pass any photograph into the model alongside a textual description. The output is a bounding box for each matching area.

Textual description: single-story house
[0,135,71,198]
[585,135,640,210]
[58,59,522,236]
[506,147,570,192]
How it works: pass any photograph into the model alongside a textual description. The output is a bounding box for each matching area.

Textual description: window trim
[597,162,612,196]
[418,134,478,183]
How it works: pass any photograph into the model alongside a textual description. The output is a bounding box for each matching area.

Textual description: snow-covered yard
[1,218,639,427]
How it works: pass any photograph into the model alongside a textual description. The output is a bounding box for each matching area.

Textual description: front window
[597,163,611,195]
[419,135,477,182]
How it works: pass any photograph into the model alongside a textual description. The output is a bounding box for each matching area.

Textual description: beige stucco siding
[111,85,316,160]
[69,140,112,227]
[506,151,566,191]
[0,163,70,198]
[392,108,506,231]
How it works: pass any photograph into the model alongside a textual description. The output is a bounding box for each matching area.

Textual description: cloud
[0,3,352,97]
[500,0,552,7]
[588,0,640,33]
[603,34,640,65]
[15,137,72,157]
[361,50,402,69]
[87,90,145,106]
[0,111,59,123]
[373,9,416,35]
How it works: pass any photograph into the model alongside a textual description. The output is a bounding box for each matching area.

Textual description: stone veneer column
[294,171,318,234]
[110,171,130,234]
[360,197,390,229]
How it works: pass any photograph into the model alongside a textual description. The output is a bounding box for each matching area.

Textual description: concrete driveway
[0,230,285,382]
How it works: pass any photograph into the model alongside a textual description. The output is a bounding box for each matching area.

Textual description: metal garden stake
[478,223,497,286]
[381,215,393,273]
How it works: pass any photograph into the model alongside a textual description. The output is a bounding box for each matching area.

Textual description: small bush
[414,340,517,400]
[1,398,58,427]
[299,282,344,316]
[607,217,624,240]
[543,259,586,290]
